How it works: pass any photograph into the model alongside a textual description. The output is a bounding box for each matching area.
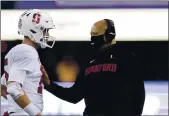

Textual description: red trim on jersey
[4,71,9,81]
[4,59,8,66]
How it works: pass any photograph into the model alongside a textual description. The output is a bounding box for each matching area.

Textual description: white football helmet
[18,9,56,48]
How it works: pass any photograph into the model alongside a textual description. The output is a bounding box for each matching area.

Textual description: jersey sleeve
[8,50,34,85]
[1,74,6,86]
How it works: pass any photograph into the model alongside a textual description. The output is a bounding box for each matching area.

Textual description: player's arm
[44,69,83,104]
[1,74,7,99]
[7,81,41,116]
[7,52,41,116]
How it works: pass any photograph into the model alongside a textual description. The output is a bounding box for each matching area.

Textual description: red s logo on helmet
[32,13,41,24]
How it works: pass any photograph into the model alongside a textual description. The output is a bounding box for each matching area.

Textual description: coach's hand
[41,65,50,86]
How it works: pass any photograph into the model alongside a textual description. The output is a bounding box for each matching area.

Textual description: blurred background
[1,1,168,115]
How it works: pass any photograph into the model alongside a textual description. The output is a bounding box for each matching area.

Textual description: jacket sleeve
[130,52,145,114]
[44,75,83,104]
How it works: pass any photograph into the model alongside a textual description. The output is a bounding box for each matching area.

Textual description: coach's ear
[41,65,50,86]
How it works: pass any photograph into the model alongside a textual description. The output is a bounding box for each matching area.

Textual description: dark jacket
[45,44,145,116]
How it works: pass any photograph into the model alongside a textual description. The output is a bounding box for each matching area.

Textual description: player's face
[43,29,49,40]
[33,29,50,49]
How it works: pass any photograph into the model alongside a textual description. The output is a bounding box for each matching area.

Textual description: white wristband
[24,103,41,115]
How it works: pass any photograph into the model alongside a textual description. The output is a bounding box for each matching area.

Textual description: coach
[45,19,145,116]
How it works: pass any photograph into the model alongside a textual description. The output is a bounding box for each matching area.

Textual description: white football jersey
[2,44,44,114]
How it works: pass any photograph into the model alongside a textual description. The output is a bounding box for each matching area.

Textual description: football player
[1,9,55,116]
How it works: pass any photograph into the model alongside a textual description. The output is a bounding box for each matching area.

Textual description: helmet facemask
[29,26,56,49]
[39,27,56,49]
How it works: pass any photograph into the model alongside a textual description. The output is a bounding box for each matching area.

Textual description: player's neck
[22,38,36,49]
